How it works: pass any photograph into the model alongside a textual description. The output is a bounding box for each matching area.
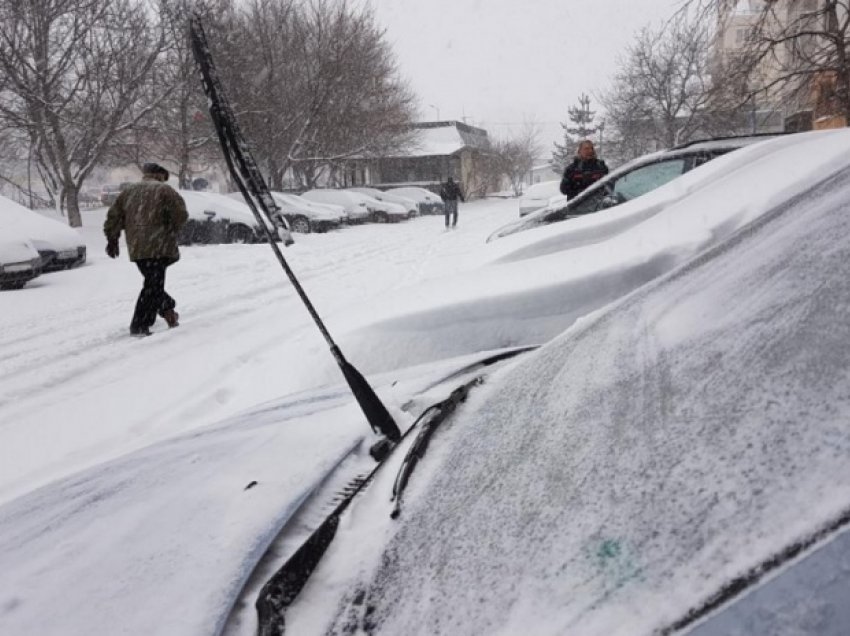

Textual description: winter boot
[130,326,152,337]
[162,309,180,328]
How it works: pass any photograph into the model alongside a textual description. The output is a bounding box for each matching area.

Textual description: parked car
[0,234,42,290]
[99,182,131,206]
[269,192,345,233]
[488,134,785,242]
[179,190,284,245]
[385,186,445,215]
[0,194,86,271]
[301,189,372,224]
[518,179,561,217]
[342,190,408,223]
[258,131,850,635]
[348,187,419,217]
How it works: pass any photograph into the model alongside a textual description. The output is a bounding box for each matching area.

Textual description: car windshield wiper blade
[391,376,484,519]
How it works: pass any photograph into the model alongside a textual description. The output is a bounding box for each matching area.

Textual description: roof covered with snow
[388,121,489,159]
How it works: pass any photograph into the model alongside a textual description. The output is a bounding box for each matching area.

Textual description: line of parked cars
[0,194,87,290]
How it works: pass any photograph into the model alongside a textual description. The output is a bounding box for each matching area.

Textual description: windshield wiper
[391,376,484,519]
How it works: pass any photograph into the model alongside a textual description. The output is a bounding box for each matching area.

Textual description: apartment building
[714,0,846,131]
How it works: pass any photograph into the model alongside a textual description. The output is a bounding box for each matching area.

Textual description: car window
[611,158,687,201]
[563,158,686,217]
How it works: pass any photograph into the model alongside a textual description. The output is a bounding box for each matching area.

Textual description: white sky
[365,0,683,158]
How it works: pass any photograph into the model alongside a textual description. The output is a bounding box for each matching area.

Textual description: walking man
[440,176,465,229]
[104,162,189,337]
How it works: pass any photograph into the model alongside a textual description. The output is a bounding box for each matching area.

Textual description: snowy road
[0,199,517,504]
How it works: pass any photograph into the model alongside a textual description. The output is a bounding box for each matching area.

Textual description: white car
[180,190,284,244]
[518,180,561,217]
[386,186,445,215]
[269,192,345,233]
[349,187,419,217]
[0,233,42,290]
[343,191,408,223]
[0,194,86,271]
[301,190,372,224]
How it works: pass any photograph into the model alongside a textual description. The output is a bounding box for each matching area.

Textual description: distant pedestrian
[440,176,465,229]
[559,140,609,200]
[104,162,189,337]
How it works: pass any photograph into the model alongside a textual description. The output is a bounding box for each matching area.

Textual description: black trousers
[131,258,176,330]
[444,200,458,227]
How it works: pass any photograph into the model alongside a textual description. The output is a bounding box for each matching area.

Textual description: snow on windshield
[294,162,850,636]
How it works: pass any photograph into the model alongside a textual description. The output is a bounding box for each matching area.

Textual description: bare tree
[110,0,221,189]
[199,0,415,191]
[601,11,737,163]
[0,0,171,225]
[698,0,850,127]
[494,123,542,196]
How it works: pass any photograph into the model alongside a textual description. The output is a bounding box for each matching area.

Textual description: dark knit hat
[142,162,169,180]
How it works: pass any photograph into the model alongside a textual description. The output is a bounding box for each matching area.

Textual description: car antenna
[188,15,401,453]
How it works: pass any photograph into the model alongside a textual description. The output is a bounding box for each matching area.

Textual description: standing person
[439,176,465,229]
[104,162,189,337]
[559,140,609,200]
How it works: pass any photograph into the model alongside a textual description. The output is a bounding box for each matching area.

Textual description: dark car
[0,194,86,272]
[0,236,42,290]
[488,134,785,242]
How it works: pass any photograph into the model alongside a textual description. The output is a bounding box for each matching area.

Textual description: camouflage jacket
[104,177,188,262]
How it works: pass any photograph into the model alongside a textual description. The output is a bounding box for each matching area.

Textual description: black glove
[106,239,119,259]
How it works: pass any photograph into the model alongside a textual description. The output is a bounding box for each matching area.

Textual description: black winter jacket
[560,158,609,199]
[440,180,464,202]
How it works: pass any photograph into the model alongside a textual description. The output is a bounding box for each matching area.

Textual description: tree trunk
[65,182,82,227]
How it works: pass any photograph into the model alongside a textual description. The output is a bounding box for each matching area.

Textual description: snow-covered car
[488,134,785,241]
[269,192,345,233]
[0,234,42,290]
[301,189,372,224]
[349,187,419,217]
[0,194,86,271]
[386,186,445,215]
[518,179,561,217]
[179,190,283,245]
[249,130,850,635]
[343,190,408,223]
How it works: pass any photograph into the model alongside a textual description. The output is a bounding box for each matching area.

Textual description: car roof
[670,131,789,151]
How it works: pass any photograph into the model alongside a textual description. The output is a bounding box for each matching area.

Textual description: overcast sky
[364,0,682,160]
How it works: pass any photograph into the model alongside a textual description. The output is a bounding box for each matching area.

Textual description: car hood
[0,347,533,636]
[0,195,84,252]
[284,160,850,636]
[0,236,40,263]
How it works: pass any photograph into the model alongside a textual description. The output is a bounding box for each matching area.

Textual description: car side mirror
[601,195,619,209]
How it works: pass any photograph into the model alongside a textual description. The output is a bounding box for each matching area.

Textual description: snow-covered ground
[2,129,850,636]
[0,202,514,505]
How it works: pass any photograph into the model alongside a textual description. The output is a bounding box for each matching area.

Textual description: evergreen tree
[550,93,598,172]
